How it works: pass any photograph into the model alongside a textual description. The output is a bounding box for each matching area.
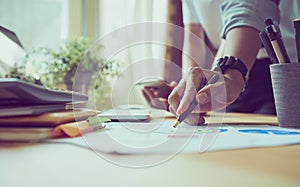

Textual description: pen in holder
[294,18,300,63]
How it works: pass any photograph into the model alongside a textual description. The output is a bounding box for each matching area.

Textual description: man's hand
[168,67,245,125]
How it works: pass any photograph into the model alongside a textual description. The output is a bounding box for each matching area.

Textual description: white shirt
[182,0,300,62]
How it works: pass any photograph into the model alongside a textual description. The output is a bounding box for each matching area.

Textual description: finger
[169,78,186,99]
[169,81,177,89]
[177,68,206,115]
[168,90,182,113]
[168,105,177,116]
[176,82,197,115]
[196,81,228,112]
[184,113,205,126]
[142,89,151,104]
[168,79,186,112]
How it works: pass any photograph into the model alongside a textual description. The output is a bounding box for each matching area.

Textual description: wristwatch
[216,56,248,81]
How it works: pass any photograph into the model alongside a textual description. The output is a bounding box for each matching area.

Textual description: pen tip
[173,120,180,128]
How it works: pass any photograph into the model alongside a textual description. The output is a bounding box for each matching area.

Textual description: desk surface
[0,113,299,187]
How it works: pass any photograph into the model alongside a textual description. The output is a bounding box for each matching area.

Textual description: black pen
[294,18,300,63]
[259,30,279,63]
[260,19,279,63]
[173,74,219,128]
[264,18,280,33]
[265,19,290,63]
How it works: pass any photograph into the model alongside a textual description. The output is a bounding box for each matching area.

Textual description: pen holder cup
[270,63,300,128]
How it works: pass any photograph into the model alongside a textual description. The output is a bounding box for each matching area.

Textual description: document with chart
[52,121,300,154]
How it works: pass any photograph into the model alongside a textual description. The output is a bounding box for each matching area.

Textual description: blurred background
[0,0,168,50]
[0,0,174,108]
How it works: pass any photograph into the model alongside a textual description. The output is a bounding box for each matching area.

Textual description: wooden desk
[0,113,299,187]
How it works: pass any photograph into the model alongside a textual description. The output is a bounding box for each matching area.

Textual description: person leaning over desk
[142,0,299,125]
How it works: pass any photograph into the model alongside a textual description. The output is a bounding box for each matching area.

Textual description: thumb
[197,91,210,105]
[196,83,227,111]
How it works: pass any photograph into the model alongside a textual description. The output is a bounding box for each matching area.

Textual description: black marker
[264,18,281,37]
[259,30,279,63]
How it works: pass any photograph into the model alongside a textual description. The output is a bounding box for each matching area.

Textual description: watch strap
[216,56,248,81]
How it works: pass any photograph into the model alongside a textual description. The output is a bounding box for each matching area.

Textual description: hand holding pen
[168,67,245,127]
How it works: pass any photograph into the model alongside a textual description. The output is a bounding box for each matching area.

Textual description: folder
[0,127,61,141]
[0,108,100,127]
[0,104,71,117]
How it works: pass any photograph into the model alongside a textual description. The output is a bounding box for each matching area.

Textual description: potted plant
[25,37,119,97]
[2,65,42,85]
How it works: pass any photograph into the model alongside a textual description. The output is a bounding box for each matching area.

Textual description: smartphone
[136,79,172,98]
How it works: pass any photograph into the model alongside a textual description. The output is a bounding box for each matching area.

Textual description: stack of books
[0,78,100,141]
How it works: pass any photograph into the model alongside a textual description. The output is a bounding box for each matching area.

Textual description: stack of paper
[0,27,102,141]
[0,78,100,141]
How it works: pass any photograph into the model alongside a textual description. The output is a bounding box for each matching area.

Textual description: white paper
[50,121,300,155]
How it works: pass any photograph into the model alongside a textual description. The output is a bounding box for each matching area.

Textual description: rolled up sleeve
[220,0,279,39]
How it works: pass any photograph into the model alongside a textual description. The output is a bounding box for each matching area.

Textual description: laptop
[0,25,26,74]
[0,26,88,105]
[0,25,23,47]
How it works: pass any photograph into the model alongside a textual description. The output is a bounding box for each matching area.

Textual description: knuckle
[189,67,202,76]
[167,94,174,105]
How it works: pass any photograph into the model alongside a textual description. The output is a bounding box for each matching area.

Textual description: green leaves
[56,37,89,66]
[21,36,120,104]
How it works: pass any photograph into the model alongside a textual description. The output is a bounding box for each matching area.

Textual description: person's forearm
[183,24,217,70]
[222,26,262,74]
[164,0,184,83]
[213,26,262,98]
